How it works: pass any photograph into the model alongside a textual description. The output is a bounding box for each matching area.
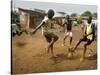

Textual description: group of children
[32,9,96,62]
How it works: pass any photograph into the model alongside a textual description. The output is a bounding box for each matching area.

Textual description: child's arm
[32,16,48,34]
[64,23,67,32]
[32,21,45,34]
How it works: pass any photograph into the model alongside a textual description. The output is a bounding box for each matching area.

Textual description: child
[62,15,73,48]
[32,9,59,57]
[73,16,95,61]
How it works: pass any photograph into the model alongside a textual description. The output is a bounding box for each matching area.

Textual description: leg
[47,38,55,57]
[47,43,50,53]
[45,38,51,53]
[62,32,69,46]
[73,38,83,50]
[80,39,93,62]
[63,35,67,45]
[69,32,73,47]
[70,37,72,45]
[74,36,87,51]
[50,35,58,57]
[47,38,54,54]
[50,38,56,56]
[44,34,51,53]
[44,32,58,57]
[50,43,54,56]
[80,44,87,62]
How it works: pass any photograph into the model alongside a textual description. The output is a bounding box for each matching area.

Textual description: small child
[73,16,95,61]
[62,15,73,48]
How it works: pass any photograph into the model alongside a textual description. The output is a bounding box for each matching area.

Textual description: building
[18,8,46,33]
[54,12,66,26]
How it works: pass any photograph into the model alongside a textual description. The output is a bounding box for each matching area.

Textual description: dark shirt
[64,19,72,31]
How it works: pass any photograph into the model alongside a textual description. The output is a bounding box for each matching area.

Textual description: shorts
[65,31,72,37]
[81,36,94,45]
[43,32,58,43]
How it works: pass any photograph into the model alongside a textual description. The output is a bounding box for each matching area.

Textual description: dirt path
[12,26,97,74]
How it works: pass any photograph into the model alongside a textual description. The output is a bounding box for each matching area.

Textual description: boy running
[73,16,95,61]
[32,9,59,57]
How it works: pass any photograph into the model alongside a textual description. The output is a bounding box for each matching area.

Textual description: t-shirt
[87,24,93,40]
[41,16,55,34]
[86,23,95,40]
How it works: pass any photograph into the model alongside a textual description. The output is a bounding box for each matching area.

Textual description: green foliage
[81,11,92,17]
[77,17,82,24]
[92,12,97,19]
[71,13,77,18]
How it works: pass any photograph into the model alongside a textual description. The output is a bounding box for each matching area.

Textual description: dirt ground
[12,26,97,74]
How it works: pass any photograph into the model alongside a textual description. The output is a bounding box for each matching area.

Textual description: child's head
[66,15,70,20]
[88,16,92,24]
[47,9,55,19]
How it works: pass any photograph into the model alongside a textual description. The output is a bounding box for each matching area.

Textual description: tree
[92,12,97,19]
[71,13,77,18]
[81,11,92,17]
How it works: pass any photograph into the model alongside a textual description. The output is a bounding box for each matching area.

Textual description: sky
[13,0,97,15]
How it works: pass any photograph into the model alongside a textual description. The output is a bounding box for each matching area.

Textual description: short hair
[47,9,55,19]
[66,15,70,20]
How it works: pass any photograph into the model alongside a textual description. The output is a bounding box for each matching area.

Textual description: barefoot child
[73,16,95,61]
[62,15,73,48]
[32,9,59,57]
